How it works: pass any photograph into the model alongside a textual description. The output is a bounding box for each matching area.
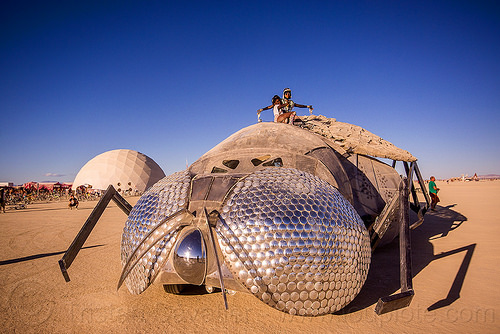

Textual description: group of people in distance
[257,88,313,125]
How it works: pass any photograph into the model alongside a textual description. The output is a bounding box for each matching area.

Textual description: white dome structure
[72,149,165,192]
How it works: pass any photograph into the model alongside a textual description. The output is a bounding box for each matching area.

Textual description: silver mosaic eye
[217,168,371,316]
[120,170,192,294]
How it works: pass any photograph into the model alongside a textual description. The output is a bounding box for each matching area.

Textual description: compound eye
[120,170,192,295]
[173,229,207,285]
[218,168,371,316]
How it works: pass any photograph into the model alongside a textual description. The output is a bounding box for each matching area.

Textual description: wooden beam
[414,162,431,209]
[374,177,415,315]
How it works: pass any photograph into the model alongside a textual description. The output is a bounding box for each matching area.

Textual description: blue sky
[1,0,499,184]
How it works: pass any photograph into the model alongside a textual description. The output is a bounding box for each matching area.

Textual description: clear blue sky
[1,0,499,185]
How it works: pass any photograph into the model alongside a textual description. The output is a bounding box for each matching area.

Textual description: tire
[163,284,185,294]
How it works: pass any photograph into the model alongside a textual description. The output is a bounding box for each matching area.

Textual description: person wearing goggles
[281,88,313,115]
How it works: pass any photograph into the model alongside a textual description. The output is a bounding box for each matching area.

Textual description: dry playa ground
[0,180,499,333]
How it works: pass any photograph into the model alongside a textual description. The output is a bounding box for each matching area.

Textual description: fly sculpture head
[116,122,419,316]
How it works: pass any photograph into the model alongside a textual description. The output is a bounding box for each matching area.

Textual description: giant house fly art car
[59,119,431,316]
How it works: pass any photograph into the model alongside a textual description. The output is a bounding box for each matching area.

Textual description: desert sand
[1,180,499,333]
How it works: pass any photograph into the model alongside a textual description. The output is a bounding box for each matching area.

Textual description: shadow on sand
[0,244,105,266]
[5,205,95,213]
[339,203,473,314]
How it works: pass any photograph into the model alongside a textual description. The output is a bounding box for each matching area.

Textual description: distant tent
[39,182,58,191]
[23,181,62,191]
[23,181,38,190]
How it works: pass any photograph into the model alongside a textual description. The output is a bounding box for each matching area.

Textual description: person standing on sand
[0,188,5,213]
[429,176,440,210]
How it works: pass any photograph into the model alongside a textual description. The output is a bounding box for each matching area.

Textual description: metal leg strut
[374,177,415,315]
[58,185,131,282]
